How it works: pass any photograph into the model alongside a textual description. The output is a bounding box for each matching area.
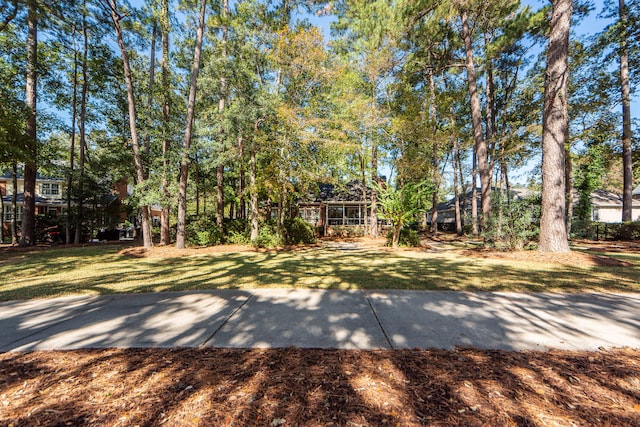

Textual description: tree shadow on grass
[1,245,640,302]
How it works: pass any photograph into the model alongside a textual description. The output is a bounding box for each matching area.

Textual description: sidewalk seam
[363,291,394,350]
[200,294,254,348]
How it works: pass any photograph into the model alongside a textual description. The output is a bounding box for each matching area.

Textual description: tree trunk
[239,136,246,220]
[461,8,491,231]
[457,145,466,230]
[66,40,78,245]
[370,142,378,238]
[429,67,439,236]
[471,148,478,236]
[176,0,206,249]
[392,224,400,248]
[74,10,88,245]
[360,152,368,237]
[11,164,18,245]
[451,106,463,236]
[484,32,497,146]
[453,149,462,236]
[620,0,633,222]
[565,142,573,236]
[539,0,572,253]
[107,0,153,248]
[195,153,200,215]
[145,21,156,164]
[160,0,171,245]
[142,20,157,240]
[249,144,259,242]
[20,0,37,247]
[216,164,224,224]
[216,0,229,229]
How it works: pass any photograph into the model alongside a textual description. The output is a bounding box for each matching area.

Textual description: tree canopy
[0,0,637,251]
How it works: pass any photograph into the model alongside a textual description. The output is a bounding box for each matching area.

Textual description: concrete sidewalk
[1,289,639,352]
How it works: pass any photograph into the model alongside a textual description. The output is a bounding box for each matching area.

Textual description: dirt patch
[1,347,639,426]
[461,248,635,268]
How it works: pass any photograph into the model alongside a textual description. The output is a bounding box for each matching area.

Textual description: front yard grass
[1,242,639,301]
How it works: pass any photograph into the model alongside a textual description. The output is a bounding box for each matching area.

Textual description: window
[3,206,22,222]
[41,183,60,196]
[345,206,361,225]
[327,206,344,225]
[300,207,320,224]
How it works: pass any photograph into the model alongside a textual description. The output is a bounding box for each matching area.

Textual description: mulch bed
[1,347,639,426]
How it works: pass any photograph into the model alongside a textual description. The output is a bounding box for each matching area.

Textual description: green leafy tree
[375,180,432,248]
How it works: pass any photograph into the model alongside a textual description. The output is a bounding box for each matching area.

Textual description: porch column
[324,204,328,236]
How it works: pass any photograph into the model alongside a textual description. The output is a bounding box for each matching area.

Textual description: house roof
[585,189,640,208]
[0,171,64,181]
[2,192,118,207]
[302,180,375,203]
[2,193,66,206]
[633,184,640,197]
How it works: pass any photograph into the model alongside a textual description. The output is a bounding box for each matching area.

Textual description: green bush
[570,219,596,240]
[614,222,640,241]
[283,217,316,244]
[330,225,364,238]
[483,195,541,251]
[386,227,420,247]
[186,215,223,246]
[571,221,640,241]
[253,220,283,248]
[224,218,250,244]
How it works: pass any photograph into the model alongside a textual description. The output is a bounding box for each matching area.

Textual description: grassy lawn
[1,242,639,301]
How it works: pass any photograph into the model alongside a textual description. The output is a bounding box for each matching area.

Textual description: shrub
[253,220,283,248]
[224,218,250,244]
[35,214,63,244]
[571,221,640,241]
[570,219,597,240]
[614,222,640,241]
[386,227,420,247]
[186,215,223,246]
[329,225,364,238]
[283,217,316,244]
[483,195,541,251]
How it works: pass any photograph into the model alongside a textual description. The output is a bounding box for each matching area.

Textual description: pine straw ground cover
[1,347,639,426]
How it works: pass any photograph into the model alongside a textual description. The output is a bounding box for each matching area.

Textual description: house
[1,172,67,236]
[429,187,535,230]
[1,172,136,241]
[585,189,640,222]
[297,180,389,237]
[430,187,640,229]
